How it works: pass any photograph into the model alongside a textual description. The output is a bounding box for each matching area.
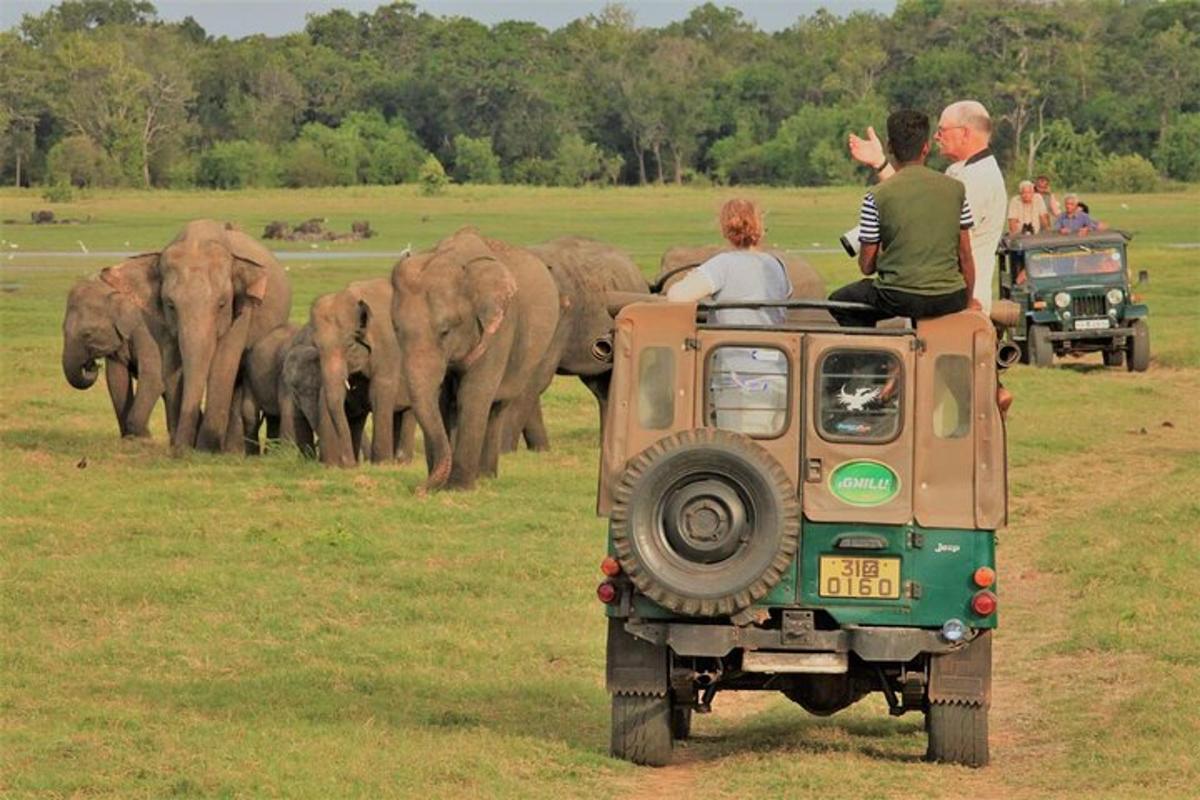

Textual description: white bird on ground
[78,240,89,253]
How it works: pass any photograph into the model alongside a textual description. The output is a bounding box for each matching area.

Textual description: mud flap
[928,630,992,706]
[607,617,668,695]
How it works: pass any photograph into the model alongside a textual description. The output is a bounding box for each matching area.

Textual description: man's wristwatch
[873,159,888,171]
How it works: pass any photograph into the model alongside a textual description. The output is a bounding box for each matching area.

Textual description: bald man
[849,100,1006,312]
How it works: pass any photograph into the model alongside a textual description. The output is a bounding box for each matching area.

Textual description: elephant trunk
[62,335,100,390]
[318,351,356,467]
[406,348,451,491]
[172,319,218,451]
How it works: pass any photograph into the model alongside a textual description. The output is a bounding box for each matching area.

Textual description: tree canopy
[3,0,1198,190]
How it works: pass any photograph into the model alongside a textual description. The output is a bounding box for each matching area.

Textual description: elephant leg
[350,413,368,463]
[448,369,506,490]
[295,414,315,458]
[222,383,249,454]
[277,385,297,445]
[105,357,135,437]
[162,344,182,440]
[265,415,280,443]
[368,380,399,464]
[394,409,416,464]
[521,397,550,452]
[239,384,261,455]
[197,311,253,452]
[426,384,455,474]
[582,372,612,443]
[481,401,509,478]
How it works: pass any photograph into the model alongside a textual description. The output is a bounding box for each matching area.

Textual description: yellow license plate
[818,556,901,599]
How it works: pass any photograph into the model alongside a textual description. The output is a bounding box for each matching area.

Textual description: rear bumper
[1048,326,1132,343]
[623,618,973,663]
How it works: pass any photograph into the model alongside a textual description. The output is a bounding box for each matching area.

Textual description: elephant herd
[62,222,663,490]
[62,221,829,490]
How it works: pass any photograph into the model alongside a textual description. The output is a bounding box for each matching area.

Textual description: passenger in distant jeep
[829,109,978,328]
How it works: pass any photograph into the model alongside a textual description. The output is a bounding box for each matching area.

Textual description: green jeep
[596,300,1009,768]
[997,231,1149,370]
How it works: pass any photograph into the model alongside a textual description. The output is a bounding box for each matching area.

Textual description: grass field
[1,185,1198,799]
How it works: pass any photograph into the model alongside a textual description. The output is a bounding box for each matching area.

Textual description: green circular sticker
[828,460,900,507]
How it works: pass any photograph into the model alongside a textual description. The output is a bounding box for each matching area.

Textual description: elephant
[61,254,181,438]
[513,236,651,449]
[390,228,560,491]
[238,323,307,454]
[308,277,415,467]
[153,220,292,453]
[656,245,835,326]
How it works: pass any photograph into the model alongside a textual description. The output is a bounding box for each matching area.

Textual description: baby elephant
[61,256,179,438]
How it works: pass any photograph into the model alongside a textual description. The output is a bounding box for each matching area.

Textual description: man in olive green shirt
[830,109,978,328]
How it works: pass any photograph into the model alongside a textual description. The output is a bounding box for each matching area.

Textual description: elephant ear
[353,299,373,350]
[224,229,277,301]
[111,296,145,340]
[99,252,161,311]
[462,255,517,366]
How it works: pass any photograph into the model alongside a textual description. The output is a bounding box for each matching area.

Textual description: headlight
[1107,289,1124,305]
[1054,292,1071,309]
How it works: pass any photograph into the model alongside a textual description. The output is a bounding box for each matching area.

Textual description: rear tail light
[973,566,996,588]
[971,590,997,616]
[600,556,621,577]
[597,581,618,604]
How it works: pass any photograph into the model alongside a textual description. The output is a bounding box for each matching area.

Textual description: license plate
[1075,318,1111,330]
[818,556,901,599]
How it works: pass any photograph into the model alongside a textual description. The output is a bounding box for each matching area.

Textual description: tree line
[1,0,1198,195]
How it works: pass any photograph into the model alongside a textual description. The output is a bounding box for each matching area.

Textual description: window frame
[701,342,793,441]
[814,347,905,445]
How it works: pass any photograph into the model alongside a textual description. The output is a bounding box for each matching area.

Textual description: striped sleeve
[960,197,974,229]
[858,193,880,243]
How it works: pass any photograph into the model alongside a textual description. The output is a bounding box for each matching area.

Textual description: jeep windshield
[1027,245,1124,280]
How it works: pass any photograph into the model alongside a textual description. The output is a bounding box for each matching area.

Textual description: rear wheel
[926,702,989,767]
[1126,319,1150,372]
[611,693,672,766]
[1028,324,1053,367]
[1102,348,1124,367]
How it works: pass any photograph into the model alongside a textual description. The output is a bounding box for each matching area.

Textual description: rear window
[637,346,675,429]
[932,355,971,439]
[706,346,789,438]
[818,350,902,442]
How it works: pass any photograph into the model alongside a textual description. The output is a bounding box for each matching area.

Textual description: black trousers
[829,280,968,328]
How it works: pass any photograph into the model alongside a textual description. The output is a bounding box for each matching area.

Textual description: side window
[706,346,789,438]
[932,355,971,439]
[818,350,901,442]
[637,346,675,429]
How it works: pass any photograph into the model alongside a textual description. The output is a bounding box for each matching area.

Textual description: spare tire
[610,429,800,619]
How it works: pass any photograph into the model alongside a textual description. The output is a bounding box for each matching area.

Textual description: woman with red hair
[665,198,792,325]
[666,198,792,435]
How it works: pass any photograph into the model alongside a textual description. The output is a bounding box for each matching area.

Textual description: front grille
[1071,293,1105,317]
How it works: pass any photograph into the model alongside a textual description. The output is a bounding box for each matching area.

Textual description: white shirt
[945,149,1006,310]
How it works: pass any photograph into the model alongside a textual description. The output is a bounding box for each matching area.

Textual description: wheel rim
[659,477,750,564]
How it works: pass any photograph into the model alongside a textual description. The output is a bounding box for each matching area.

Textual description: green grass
[2,185,1199,798]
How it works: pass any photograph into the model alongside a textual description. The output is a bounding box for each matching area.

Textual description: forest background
[1,0,1199,197]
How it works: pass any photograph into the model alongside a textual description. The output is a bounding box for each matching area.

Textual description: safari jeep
[997,231,1149,370]
[595,299,1008,768]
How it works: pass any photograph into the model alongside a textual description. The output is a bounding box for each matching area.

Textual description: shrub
[45,135,117,188]
[1036,120,1104,189]
[1153,113,1200,182]
[550,134,605,187]
[196,141,279,189]
[451,135,502,184]
[280,139,341,188]
[1094,154,1160,193]
[418,155,449,195]
[365,126,427,184]
[509,157,556,186]
[42,182,73,203]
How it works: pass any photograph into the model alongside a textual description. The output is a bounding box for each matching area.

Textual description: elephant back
[531,237,649,295]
